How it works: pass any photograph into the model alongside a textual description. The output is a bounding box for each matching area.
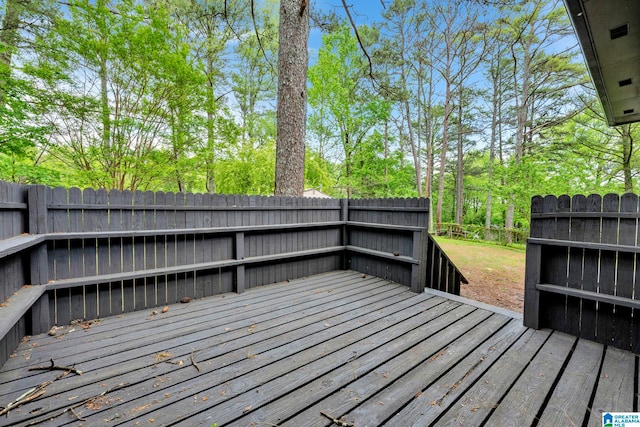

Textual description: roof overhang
[563,0,640,126]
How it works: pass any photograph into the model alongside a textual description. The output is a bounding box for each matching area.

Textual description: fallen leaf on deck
[155,352,172,362]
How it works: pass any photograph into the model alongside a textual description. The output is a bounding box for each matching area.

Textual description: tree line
[1,0,638,236]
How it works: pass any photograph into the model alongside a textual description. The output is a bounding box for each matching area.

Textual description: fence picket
[132,191,146,310]
[541,195,570,331]
[95,189,110,317]
[580,194,602,342]
[68,188,85,321]
[566,194,586,337]
[155,191,168,306]
[598,194,620,345]
[615,193,637,350]
[1,181,470,370]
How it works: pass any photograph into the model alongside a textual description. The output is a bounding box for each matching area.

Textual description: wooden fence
[525,193,640,352]
[0,181,466,367]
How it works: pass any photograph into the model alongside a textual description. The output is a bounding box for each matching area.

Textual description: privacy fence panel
[346,198,465,294]
[40,187,344,324]
[0,181,28,301]
[347,199,424,287]
[525,193,640,352]
[0,181,29,365]
[0,181,466,368]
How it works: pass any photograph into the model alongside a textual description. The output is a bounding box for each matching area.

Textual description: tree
[274,0,309,197]
[0,0,20,107]
[308,25,390,198]
[379,0,424,196]
[165,0,241,194]
[482,30,510,238]
[499,0,586,239]
[38,0,204,191]
[231,0,278,147]
[427,0,487,226]
[548,105,640,193]
[0,0,60,184]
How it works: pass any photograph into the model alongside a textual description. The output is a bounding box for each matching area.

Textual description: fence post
[412,229,428,293]
[523,242,542,329]
[27,184,50,333]
[27,185,48,285]
[340,198,349,270]
[235,231,245,293]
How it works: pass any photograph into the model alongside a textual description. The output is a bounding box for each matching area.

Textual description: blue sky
[309,1,387,60]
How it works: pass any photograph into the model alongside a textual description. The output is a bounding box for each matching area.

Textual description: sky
[309,1,387,61]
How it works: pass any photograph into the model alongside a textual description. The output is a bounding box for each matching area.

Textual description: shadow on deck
[0,270,637,427]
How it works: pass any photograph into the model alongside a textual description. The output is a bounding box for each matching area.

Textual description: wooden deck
[0,270,637,427]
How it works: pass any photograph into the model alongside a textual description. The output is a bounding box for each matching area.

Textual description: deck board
[537,339,603,427]
[387,317,527,426]
[0,270,637,427]
[486,331,576,425]
[587,346,636,427]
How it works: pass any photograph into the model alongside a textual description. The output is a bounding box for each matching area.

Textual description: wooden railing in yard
[525,193,640,353]
[0,182,466,368]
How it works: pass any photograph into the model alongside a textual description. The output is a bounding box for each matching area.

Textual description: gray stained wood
[0,271,637,427]
[526,194,640,352]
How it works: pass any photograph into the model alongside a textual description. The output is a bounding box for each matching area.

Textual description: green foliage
[0,0,635,239]
[305,149,336,195]
[308,24,392,197]
[215,140,276,195]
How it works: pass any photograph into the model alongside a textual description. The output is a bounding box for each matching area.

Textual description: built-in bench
[0,185,466,369]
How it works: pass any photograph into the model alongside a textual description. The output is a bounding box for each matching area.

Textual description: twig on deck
[190,351,201,372]
[0,371,69,416]
[70,406,86,421]
[29,358,83,375]
[25,382,129,426]
[320,411,356,427]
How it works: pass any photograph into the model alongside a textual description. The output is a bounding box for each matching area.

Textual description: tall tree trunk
[621,124,634,192]
[344,131,352,198]
[485,67,499,240]
[274,0,309,197]
[505,35,532,244]
[206,57,216,193]
[405,99,422,197]
[384,120,389,195]
[436,74,452,227]
[99,53,113,185]
[422,63,434,231]
[398,23,421,197]
[455,93,464,225]
[0,0,21,106]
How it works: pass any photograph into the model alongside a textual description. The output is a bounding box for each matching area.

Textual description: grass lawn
[435,237,526,313]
